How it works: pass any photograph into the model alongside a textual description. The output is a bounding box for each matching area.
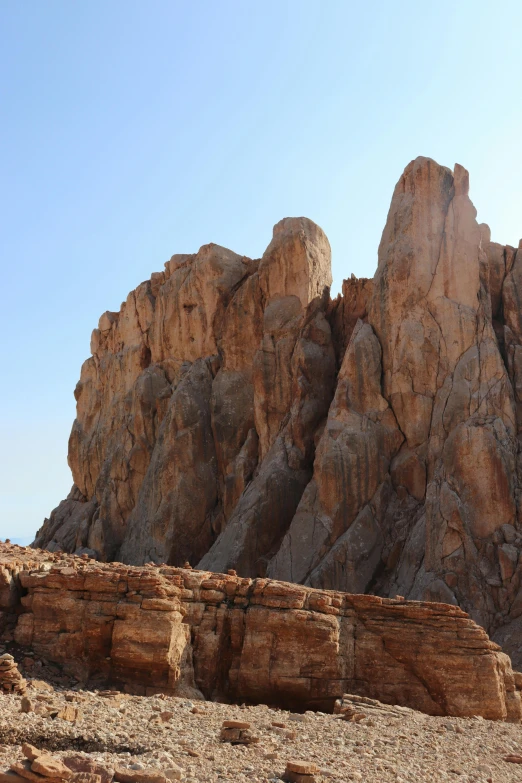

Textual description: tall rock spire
[35,158,522,667]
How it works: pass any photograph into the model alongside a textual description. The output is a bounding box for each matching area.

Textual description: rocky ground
[1,673,522,783]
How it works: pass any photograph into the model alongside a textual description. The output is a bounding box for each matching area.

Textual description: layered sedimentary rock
[35,158,522,666]
[1,543,520,720]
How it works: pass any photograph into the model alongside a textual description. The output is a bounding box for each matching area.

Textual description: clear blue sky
[1,0,522,540]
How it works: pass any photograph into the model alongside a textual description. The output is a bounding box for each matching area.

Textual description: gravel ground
[0,684,522,782]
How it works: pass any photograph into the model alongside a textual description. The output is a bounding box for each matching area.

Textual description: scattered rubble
[0,684,521,781]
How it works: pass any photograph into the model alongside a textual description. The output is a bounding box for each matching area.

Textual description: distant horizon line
[2,536,33,544]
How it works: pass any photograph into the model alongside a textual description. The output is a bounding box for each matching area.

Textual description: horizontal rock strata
[0,544,520,721]
[34,158,522,668]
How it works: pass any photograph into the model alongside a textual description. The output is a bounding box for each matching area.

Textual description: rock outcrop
[1,543,520,720]
[35,158,522,665]
[0,654,26,695]
[36,217,334,578]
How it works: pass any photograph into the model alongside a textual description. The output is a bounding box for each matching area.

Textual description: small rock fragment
[505,754,522,764]
[222,720,250,729]
[11,761,48,783]
[220,720,259,745]
[31,757,73,780]
[283,760,319,783]
[0,654,27,695]
[114,769,167,783]
[57,705,82,723]
[70,775,102,783]
[20,697,34,714]
[21,746,41,763]
[286,762,318,774]
[63,757,112,783]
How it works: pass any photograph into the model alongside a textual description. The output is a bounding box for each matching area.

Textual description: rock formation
[34,158,522,666]
[0,543,520,720]
[0,654,26,695]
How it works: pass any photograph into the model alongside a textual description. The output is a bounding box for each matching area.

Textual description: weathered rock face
[1,543,520,720]
[269,159,522,649]
[35,158,522,664]
[36,217,334,571]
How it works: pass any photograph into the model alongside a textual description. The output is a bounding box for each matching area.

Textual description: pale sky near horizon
[1,0,522,540]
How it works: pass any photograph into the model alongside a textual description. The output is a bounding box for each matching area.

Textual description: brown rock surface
[21,747,41,763]
[0,544,520,721]
[31,757,72,779]
[33,157,522,663]
[62,757,112,783]
[35,217,333,574]
[0,655,26,695]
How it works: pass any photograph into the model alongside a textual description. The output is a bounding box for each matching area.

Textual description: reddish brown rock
[0,654,26,695]
[62,756,113,783]
[31,158,522,666]
[56,705,82,722]
[21,747,41,763]
[328,274,373,361]
[283,760,319,782]
[35,217,333,574]
[114,769,166,783]
[31,757,72,780]
[505,754,522,764]
[286,762,318,774]
[9,761,75,783]
[1,545,520,721]
[219,719,259,745]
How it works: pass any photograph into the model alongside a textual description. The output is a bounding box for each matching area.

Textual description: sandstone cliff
[35,158,522,665]
[1,543,520,720]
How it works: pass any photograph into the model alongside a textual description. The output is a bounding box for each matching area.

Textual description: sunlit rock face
[35,159,522,665]
[2,543,520,721]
